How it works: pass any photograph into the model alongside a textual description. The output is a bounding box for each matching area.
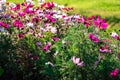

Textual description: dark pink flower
[99,44,112,53]
[52,37,60,42]
[94,16,108,29]
[13,20,23,29]
[18,33,24,39]
[46,14,57,23]
[16,59,22,64]
[18,12,25,17]
[24,8,34,14]
[43,42,52,51]
[0,22,10,29]
[32,55,39,60]
[12,4,21,11]
[3,24,10,29]
[88,33,99,43]
[110,68,119,77]
[117,53,120,59]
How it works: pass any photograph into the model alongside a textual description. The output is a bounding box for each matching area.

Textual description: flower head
[110,68,119,77]
[72,56,84,67]
[88,33,99,43]
[94,16,108,29]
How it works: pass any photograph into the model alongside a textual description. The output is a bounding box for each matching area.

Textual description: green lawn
[7,0,120,30]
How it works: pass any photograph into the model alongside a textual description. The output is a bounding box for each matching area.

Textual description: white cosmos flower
[50,27,57,34]
[26,0,35,5]
[53,14,62,19]
[57,5,64,9]
[0,0,6,4]
[26,22,34,27]
[9,2,16,8]
[110,32,118,38]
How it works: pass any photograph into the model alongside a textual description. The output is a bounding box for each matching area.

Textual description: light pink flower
[72,56,84,67]
[110,32,120,40]
[50,27,57,34]
[99,44,112,53]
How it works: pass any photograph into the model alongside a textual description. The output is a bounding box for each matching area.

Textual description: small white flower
[45,61,54,67]
[54,51,58,56]
[26,0,35,5]
[0,0,6,4]
[26,22,34,27]
[62,40,66,44]
[50,27,57,34]
[110,32,118,38]
[9,2,16,8]
[53,14,62,19]
[57,5,64,9]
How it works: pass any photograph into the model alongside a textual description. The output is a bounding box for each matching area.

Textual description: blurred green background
[7,0,120,30]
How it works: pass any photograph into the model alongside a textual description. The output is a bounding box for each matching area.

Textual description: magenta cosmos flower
[52,37,60,42]
[13,20,23,29]
[110,68,119,77]
[72,56,84,67]
[94,16,108,29]
[88,33,99,43]
[0,21,10,29]
[43,42,52,51]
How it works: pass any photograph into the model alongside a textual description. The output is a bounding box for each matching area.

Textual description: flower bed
[0,0,120,80]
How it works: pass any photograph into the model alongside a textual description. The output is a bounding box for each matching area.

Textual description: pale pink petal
[75,58,80,64]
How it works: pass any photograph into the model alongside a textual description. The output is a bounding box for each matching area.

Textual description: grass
[6,0,120,30]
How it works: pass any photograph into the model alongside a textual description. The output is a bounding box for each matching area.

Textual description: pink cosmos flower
[99,44,112,53]
[0,21,10,29]
[94,16,108,29]
[11,4,21,11]
[110,32,120,40]
[72,56,84,67]
[52,37,60,42]
[110,68,119,77]
[13,20,23,29]
[32,55,39,60]
[43,42,52,51]
[18,33,24,39]
[50,27,57,34]
[24,7,34,14]
[18,12,25,17]
[88,33,99,43]
[46,14,57,23]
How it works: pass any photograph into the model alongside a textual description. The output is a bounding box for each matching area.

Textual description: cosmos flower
[72,56,84,67]
[110,68,119,77]
[88,33,99,43]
